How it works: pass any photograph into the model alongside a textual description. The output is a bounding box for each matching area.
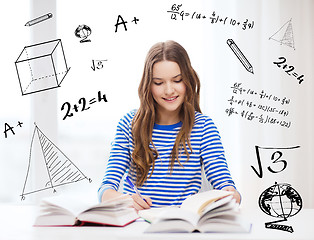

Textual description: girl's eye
[174,79,183,83]
[153,81,162,86]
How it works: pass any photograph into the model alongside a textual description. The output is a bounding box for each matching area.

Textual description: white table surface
[1,205,313,240]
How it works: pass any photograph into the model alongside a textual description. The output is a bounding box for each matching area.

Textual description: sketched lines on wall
[227,39,254,74]
[269,18,295,50]
[21,124,91,200]
[15,39,71,96]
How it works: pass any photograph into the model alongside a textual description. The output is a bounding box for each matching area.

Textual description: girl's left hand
[221,186,241,204]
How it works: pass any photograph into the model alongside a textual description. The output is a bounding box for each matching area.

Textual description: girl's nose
[165,82,174,95]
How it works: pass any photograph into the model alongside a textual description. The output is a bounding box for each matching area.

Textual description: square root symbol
[15,39,70,95]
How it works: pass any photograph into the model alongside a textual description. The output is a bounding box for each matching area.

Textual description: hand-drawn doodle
[15,39,71,96]
[3,121,23,138]
[227,39,254,74]
[166,4,254,30]
[25,13,53,27]
[269,18,295,50]
[20,123,91,200]
[259,182,302,233]
[273,56,304,84]
[74,24,92,43]
[226,83,292,128]
[114,15,139,32]
[251,146,300,178]
[61,90,108,120]
[91,59,107,71]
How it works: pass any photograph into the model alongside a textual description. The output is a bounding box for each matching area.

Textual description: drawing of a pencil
[227,39,254,74]
[25,13,53,27]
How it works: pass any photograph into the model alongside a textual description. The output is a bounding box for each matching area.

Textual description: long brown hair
[132,40,201,186]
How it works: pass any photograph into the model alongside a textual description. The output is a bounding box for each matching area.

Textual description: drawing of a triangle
[21,124,91,200]
[269,18,295,50]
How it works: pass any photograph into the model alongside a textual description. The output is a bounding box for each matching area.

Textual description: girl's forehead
[152,61,181,77]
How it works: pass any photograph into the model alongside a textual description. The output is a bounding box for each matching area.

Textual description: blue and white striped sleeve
[200,116,235,190]
[97,112,133,202]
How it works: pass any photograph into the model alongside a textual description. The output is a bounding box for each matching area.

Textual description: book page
[202,195,235,213]
[41,195,97,216]
[138,207,171,223]
[154,207,199,226]
[144,219,196,233]
[180,190,232,215]
[139,206,199,226]
[41,194,132,216]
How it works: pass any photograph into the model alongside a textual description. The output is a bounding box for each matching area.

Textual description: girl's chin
[158,106,182,114]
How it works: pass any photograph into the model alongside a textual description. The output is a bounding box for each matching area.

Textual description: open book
[34,195,138,227]
[139,190,251,233]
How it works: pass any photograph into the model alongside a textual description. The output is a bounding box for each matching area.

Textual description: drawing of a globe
[259,182,302,219]
[74,24,92,42]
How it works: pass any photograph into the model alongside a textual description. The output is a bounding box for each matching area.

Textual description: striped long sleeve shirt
[98,110,235,207]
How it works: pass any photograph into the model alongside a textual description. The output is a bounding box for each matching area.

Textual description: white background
[0,0,313,213]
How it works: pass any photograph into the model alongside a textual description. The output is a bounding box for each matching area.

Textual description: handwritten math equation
[3,121,23,138]
[225,82,292,128]
[252,146,300,178]
[91,59,107,71]
[167,4,254,30]
[273,57,304,84]
[61,90,108,120]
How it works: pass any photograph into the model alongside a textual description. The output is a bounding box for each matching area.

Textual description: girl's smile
[163,96,178,102]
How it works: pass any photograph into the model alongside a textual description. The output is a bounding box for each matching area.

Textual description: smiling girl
[98,40,240,210]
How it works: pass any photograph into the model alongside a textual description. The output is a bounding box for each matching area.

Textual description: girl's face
[151,60,186,121]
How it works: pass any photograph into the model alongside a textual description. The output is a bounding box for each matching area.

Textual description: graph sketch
[21,124,91,200]
[269,18,295,50]
[15,39,71,96]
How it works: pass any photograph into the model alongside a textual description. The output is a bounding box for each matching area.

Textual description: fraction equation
[167,4,254,30]
[3,121,23,138]
[273,56,304,84]
[230,82,291,105]
[61,90,108,120]
[228,96,289,117]
[226,82,292,128]
[225,108,291,128]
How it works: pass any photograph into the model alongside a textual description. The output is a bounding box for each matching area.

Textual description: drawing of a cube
[15,39,70,95]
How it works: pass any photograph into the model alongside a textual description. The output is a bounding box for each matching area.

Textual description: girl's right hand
[131,194,152,211]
